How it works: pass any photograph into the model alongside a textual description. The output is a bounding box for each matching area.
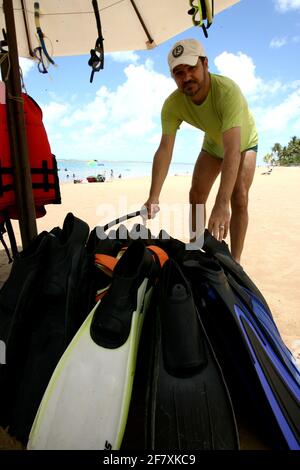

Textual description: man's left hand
[208,203,230,241]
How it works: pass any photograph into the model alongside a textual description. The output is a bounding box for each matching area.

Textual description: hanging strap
[88,0,104,83]
[34,2,56,67]
[188,0,214,38]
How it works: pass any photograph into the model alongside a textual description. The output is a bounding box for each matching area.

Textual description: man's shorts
[202,135,258,159]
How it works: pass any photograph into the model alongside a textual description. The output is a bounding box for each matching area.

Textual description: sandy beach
[0,165,299,450]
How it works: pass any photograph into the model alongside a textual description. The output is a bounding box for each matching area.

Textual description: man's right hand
[141,198,160,220]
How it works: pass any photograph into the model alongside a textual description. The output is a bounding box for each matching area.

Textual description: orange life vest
[0,93,61,222]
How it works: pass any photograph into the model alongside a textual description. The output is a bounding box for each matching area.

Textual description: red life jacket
[0,93,61,222]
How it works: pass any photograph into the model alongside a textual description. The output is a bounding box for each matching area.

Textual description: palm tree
[287,136,300,165]
[269,138,300,166]
[271,142,282,164]
[263,153,272,165]
[290,136,298,146]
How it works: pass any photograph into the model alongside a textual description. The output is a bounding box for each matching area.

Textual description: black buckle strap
[88,0,104,83]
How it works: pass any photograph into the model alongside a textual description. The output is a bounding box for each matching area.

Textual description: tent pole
[2,0,37,249]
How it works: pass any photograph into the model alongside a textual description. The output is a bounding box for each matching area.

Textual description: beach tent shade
[0,0,240,58]
[0,0,240,249]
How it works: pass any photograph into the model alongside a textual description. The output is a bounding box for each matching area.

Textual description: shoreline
[57,164,300,183]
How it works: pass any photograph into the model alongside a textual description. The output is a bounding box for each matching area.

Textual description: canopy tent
[0,0,240,249]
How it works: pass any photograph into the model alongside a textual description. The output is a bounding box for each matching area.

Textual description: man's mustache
[183,80,198,86]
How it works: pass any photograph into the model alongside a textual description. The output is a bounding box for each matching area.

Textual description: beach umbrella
[0,0,240,249]
[1,1,240,58]
[87,160,98,167]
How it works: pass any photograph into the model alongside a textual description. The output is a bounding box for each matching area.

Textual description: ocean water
[57,159,194,183]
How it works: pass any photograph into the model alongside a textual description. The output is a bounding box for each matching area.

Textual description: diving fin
[226,272,300,387]
[183,255,300,450]
[28,240,164,450]
[202,229,272,316]
[8,213,91,444]
[147,258,239,450]
[0,230,54,428]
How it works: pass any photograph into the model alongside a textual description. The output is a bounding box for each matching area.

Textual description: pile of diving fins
[0,213,299,450]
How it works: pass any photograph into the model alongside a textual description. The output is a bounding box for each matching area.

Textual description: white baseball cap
[168,39,206,73]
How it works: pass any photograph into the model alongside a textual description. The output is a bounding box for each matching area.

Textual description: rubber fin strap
[95,252,120,301]
[89,0,104,83]
[188,0,214,38]
[94,245,168,301]
[34,2,55,73]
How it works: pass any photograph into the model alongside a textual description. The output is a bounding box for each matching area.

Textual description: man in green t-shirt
[143,38,258,263]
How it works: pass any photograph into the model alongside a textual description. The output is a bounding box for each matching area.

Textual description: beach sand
[0,165,299,450]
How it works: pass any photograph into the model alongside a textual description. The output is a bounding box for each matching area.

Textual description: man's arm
[208,126,241,240]
[143,133,176,218]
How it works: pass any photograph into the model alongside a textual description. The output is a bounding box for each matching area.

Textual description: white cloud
[269,35,300,48]
[213,50,300,158]
[40,54,300,164]
[214,51,262,96]
[275,0,300,11]
[19,58,35,77]
[147,133,161,145]
[270,36,288,48]
[43,60,175,160]
[213,51,289,101]
[257,89,300,132]
[108,51,139,63]
[42,102,69,129]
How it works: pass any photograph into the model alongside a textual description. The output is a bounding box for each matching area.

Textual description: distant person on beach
[142,38,258,263]
[110,169,114,180]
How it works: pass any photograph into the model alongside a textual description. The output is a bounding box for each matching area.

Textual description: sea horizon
[57,159,194,183]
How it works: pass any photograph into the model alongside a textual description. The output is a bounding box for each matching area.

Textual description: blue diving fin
[183,254,300,450]
[202,229,272,317]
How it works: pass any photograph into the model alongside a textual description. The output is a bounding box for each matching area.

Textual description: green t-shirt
[161,74,258,158]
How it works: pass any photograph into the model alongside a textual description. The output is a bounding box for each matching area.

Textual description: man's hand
[141,198,160,221]
[208,202,230,241]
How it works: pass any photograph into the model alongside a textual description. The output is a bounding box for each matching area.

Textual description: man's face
[172,58,207,97]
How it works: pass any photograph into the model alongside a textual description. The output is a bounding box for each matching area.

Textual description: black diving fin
[146,258,239,449]
[4,213,92,444]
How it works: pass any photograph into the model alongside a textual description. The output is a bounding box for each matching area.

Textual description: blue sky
[20,0,300,165]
